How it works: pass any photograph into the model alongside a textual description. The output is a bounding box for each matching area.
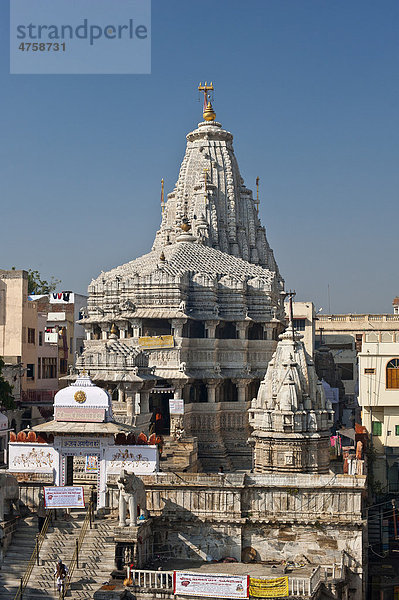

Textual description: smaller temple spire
[255,176,260,214]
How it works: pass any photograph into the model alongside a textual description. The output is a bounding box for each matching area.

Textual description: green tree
[0,358,15,410]
[27,269,61,294]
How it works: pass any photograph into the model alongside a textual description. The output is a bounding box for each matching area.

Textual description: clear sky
[1,0,398,313]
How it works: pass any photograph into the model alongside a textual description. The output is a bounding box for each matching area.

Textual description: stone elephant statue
[117,469,147,527]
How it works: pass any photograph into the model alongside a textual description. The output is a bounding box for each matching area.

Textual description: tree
[0,358,15,410]
[27,269,61,295]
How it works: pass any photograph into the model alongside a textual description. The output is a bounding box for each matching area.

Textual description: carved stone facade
[249,327,334,473]
[77,107,285,470]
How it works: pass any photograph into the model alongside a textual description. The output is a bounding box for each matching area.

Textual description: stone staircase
[0,512,117,599]
[160,436,201,472]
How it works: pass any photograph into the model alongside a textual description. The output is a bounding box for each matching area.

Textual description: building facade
[315,312,399,401]
[358,340,399,492]
[77,97,285,470]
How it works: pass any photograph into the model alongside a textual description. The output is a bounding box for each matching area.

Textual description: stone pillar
[205,320,219,338]
[173,383,184,399]
[85,326,92,341]
[101,324,109,340]
[236,322,249,340]
[235,380,249,403]
[207,381,219,403]
[118,386,125,403]
[140,391,150,414]
[125,388,134,421]
[130,319,141,338]
[171,318,187,339]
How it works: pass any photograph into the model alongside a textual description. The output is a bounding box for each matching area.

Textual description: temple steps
[0,513,117,599]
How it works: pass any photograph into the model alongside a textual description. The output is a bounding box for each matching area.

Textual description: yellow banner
[249,576,289,598]
[138,335,174,350]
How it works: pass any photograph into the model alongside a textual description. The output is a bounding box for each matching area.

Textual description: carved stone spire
[152,104,280,274]
[249,327,334,474]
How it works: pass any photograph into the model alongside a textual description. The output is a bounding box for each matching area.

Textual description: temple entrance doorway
[149,383,173,435]
[58,448,102,507]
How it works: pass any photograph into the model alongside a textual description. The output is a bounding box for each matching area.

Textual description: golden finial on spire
[198,81,216,121]
[255,176,260,214]
[161,178,165,214]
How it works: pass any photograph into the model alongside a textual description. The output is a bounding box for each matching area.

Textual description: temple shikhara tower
[249,321,334,473]
[77,83,285,470]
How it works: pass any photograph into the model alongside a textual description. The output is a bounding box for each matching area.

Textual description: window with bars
[293,318,306,331]
[387,358,399,389]
[372,421,382,436]
[42,357,57,379]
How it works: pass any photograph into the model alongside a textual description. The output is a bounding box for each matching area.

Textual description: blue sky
[1,0,398,313]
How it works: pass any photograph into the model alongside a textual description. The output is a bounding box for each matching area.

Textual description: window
[355,334,363,352]
[42,357,57,379]
[395,425,399,436]
[26,363,35,379]
[293,319,306,331]
[372,421,382,436]
[38,357,42,379]
[39,331,43,346]
[337,363,354,380]
[387,359,399,389]
[59,358,68,374]
[28,328,35,344]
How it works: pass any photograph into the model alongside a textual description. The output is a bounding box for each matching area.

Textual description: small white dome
[54,373,112,420]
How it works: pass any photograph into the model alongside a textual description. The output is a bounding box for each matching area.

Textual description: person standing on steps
[37,491,46,533]
[54,559,68,594]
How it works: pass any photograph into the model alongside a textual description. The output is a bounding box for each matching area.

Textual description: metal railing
[126,567,325,597]
[61,500,95,598]
[13,510,53,600]
[127,568,174,590]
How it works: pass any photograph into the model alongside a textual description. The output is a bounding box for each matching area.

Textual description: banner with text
[249,576,289,598]
[138,335,174,350]
[173,572,249,599]
[44,486,85,509]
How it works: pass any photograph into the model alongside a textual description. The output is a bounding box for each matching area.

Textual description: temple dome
[54,373,113,421]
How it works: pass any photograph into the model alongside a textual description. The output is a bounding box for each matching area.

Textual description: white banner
[105,445,158,475]
[44,486,85,509]
[173,572,249,598]
[169,399,184,414]
[8,443,58,473]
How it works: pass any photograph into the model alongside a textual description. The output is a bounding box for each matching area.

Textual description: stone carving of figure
[117,469,147,527]
[178,300,187,314]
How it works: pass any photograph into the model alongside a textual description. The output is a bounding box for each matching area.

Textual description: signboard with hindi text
[249,576,289,598]
[138,335,174,350]
[55,407,105,422]
[173,572,249,599]
[169,399,184,414]
[44,486,85,509]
